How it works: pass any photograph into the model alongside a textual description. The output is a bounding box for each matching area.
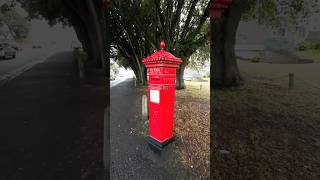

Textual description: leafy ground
[174,80,210,179]
[212,74,320,179]
[137,80,210,179]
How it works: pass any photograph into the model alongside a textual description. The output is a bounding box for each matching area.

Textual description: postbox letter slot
[151,77,160,81]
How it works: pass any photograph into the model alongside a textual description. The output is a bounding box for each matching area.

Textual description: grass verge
[212,75,320,179]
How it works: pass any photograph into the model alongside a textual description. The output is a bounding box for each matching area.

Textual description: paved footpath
[110,79,194,180]
[0,51,106,180]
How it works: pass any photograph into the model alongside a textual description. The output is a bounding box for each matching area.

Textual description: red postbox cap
[143,40,182,68]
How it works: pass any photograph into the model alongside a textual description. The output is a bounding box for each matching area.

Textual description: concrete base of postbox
[147,136,175,151]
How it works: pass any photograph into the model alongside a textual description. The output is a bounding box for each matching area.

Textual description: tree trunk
[211,1,243,89]
[102,7,109,75]
[211,17,225,88]
[176,62,187,90]
[65,0,105,73]
[86,0,105,70]
[136,64,147,86]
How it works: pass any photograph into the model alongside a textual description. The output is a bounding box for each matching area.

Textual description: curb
[103,106,110,180]
[0,51,56,87]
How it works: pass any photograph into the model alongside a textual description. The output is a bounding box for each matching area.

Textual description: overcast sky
[13,2,78,45]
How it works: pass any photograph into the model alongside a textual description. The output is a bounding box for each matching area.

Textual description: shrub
[251,57,260,63]
[203,72,210,78]
[297,41,317,51]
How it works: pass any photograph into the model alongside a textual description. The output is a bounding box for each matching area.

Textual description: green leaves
[110,0,209,67]
[17,0,67,25]
[0,2,30,39]
[242,0,318,28]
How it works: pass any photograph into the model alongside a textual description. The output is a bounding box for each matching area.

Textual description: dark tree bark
[85,0,105,69]
[134,63,147,86]
[176,62,187,89]
[211,1,243,89]
[64,0,106,74]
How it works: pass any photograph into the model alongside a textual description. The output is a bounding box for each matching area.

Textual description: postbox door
[160,83,175,140]
[148,85,163,141]
[147,67,177,142]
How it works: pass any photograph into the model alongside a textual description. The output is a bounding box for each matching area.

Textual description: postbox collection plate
[150,89,160,104]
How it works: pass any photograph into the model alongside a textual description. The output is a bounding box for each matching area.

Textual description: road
[110,76,131,87]
[0,51,106,180]
[0,46,56,77]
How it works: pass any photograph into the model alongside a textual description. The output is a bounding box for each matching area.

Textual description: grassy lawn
[238,60,320,88]
[296,49,320,62]
[175,79,210,100]
[213,72,320,179]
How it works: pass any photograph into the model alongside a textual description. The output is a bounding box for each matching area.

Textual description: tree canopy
[188,40,209,71]
[0,1,30,40]
[110,0,210,89]
[17,0,108,74]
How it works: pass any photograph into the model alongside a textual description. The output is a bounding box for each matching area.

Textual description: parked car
[0,43,16,59]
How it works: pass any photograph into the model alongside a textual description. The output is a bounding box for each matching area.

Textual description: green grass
[238,60,320,88]
[203,77,210,81]
[296,49,320,62]
[176,80,210,99]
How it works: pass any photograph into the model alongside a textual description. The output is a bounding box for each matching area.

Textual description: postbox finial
[160,40,165,50]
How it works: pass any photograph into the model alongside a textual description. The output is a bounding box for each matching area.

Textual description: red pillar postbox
[143,40,182,149]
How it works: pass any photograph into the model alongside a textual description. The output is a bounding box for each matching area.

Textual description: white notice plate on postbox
[150,90,160,104]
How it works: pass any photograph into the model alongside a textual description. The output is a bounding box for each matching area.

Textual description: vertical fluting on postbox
[143,40,182,149]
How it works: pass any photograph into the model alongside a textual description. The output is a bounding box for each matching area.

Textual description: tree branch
[169,0,184,50]
[181,0,199,39]
[154,0,165,31]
